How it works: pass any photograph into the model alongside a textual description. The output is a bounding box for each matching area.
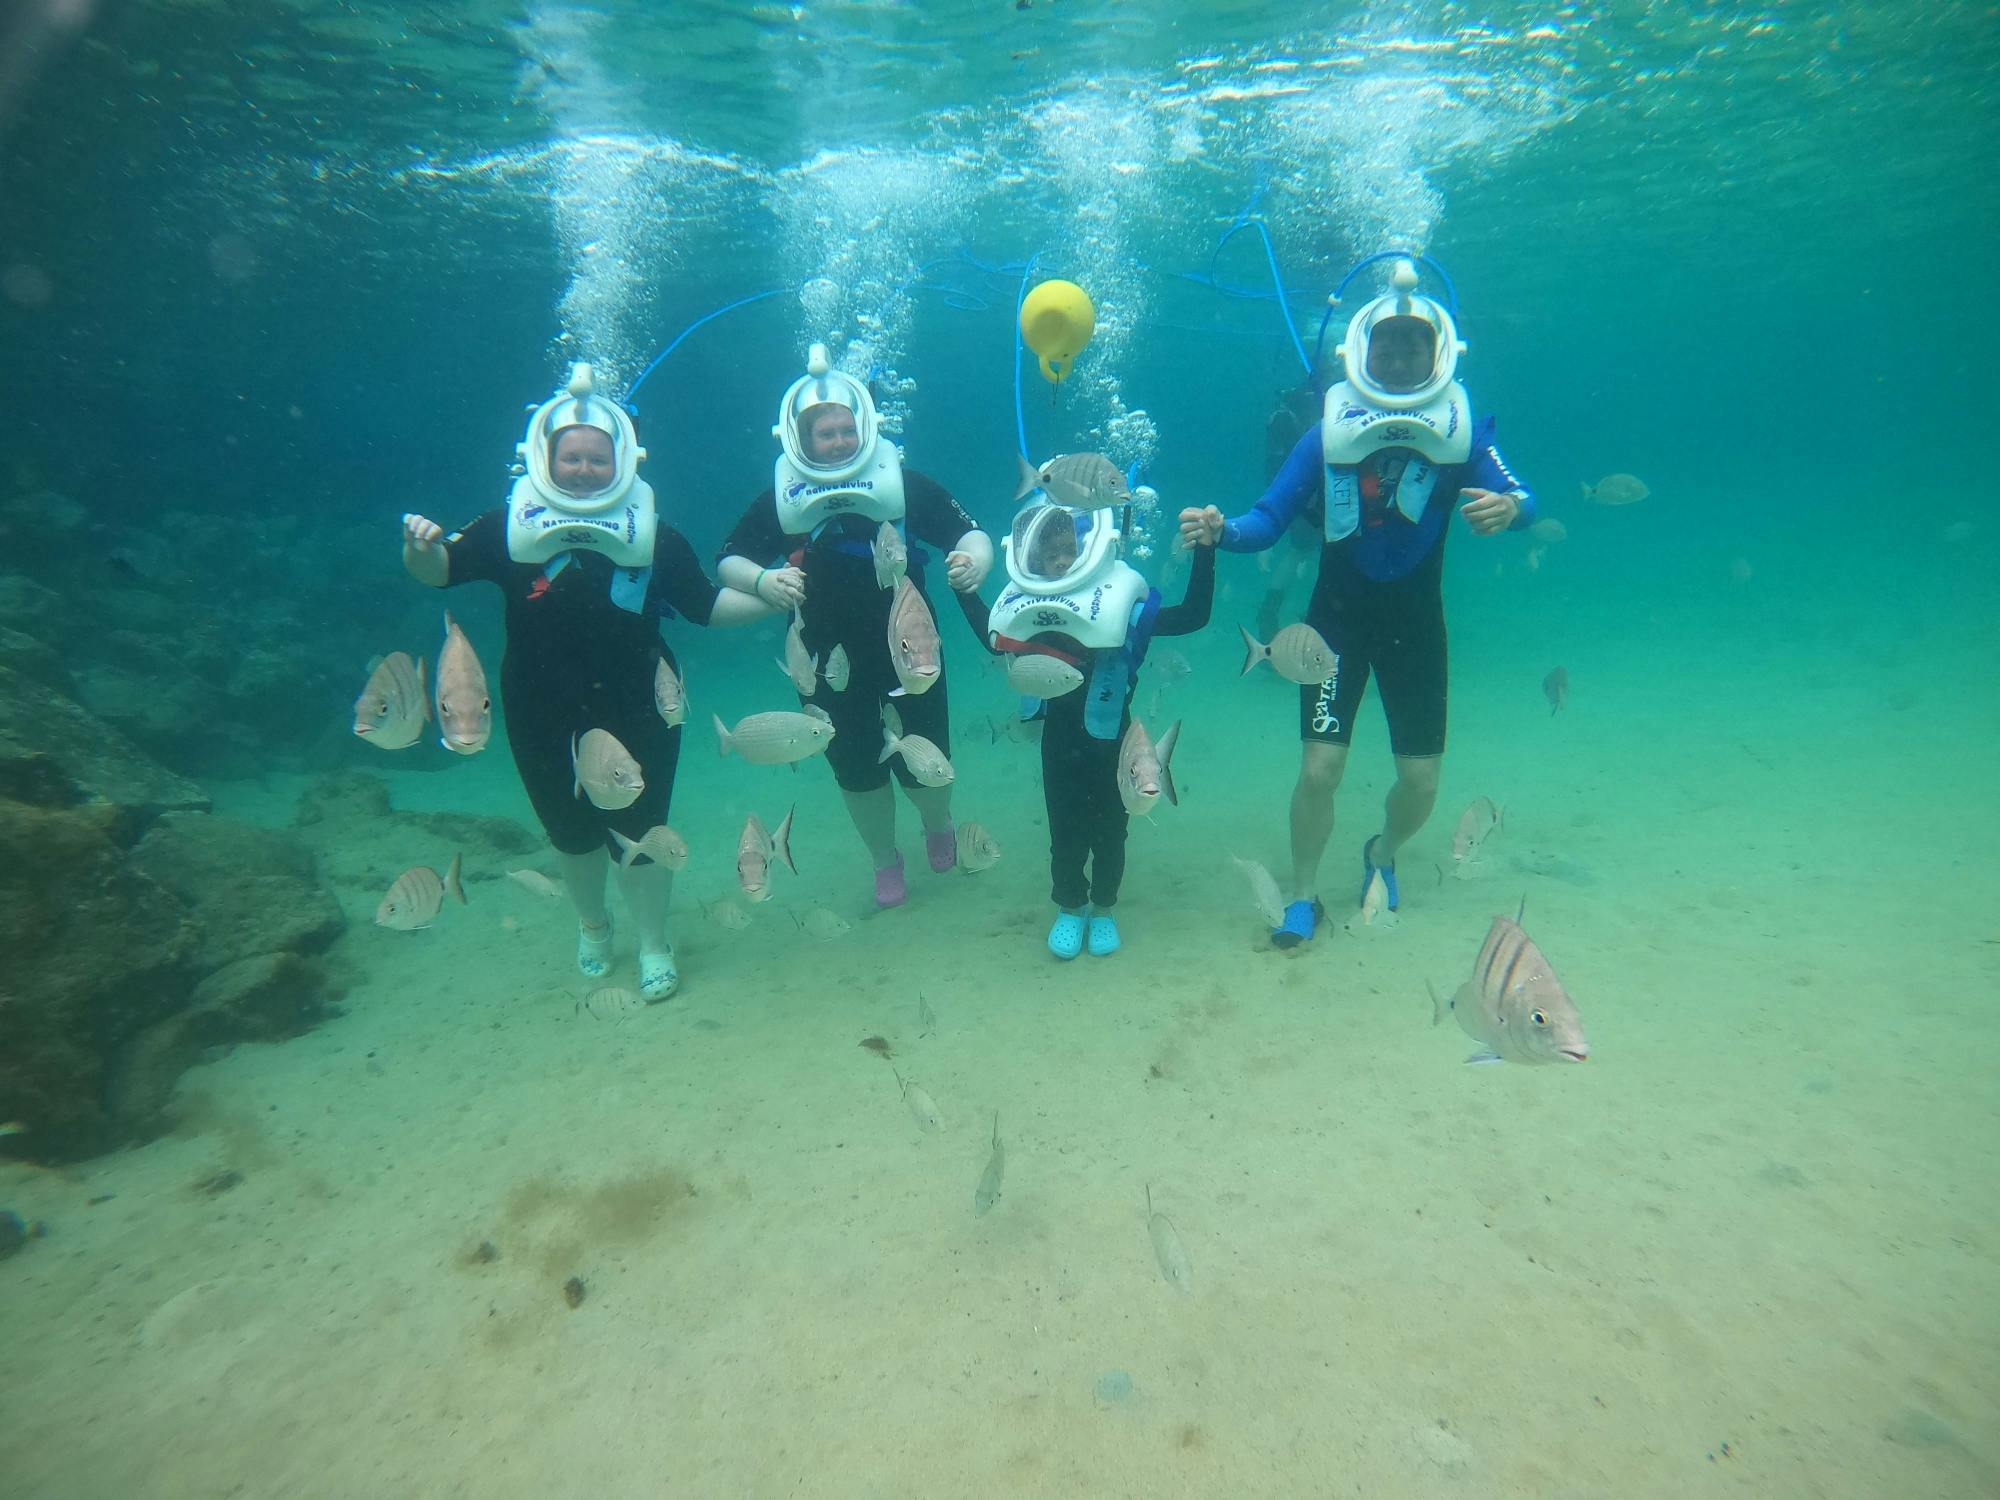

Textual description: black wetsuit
[442,511,722,858]
[975,547,1216,910]
[720,470,977,793]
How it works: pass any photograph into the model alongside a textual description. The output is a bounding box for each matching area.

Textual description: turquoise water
[1,3,1996,1496]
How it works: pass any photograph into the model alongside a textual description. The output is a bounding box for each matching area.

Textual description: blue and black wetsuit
[1221,420,1533,758]
[720,469,976,794]
[442,511,724,858]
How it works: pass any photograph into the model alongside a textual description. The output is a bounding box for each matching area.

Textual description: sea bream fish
[611,824,689,870]
[1117,718,1181,817]
[957,820,1002,873]
[1238,622,1339,685]
[879,702,955,787]
[822,644,851,693]
[653,656,687,725]
[873,521,907,591]
[1429,901,1590,1065]
[352,652,428,749]
[435,613,491,754]
[375,854,466,930]
[886,577,942,697]
[1014,451,1130,510]
[1451,797,1505,873]
[736,806,797,901]
[780,611,818,696]
[713,710,835,765]
[1004,651,1084,698]
[572,728,645,810]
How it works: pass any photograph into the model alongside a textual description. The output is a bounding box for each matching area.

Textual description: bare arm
[706,584,779,627]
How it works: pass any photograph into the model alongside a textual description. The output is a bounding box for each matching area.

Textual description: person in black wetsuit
[716,345,993,909]
[401,364,771,999]
[979,486,1216,958]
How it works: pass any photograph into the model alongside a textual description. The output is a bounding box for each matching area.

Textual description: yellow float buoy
[1019,279,1096,385]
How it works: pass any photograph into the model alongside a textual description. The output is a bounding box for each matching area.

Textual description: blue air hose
[625,287,786,403]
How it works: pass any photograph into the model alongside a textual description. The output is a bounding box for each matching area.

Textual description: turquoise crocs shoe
[1086,911,1121,957]
[639,948,678,1000]
[1048,907,1086,960]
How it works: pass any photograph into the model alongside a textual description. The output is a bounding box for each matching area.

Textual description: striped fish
[1429,901,1589,1065]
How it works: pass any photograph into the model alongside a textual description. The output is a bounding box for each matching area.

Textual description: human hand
[403,513,444,549]
[1458,488,1519,536]
[756,565,807,609]
[1178,505,1223,548]
[945,549,985,591]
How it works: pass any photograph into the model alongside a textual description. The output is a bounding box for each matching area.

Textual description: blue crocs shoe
[1086,911,1121,957]
[1271,898,1322,949]
[1048,907,1086,960]
[1361,835,1400,912]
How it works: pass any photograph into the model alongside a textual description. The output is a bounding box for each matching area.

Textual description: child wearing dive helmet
[986,478,1215,958]
[401,364,774,1001]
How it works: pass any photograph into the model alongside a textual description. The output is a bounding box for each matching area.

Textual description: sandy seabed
[4,580,1996,1500]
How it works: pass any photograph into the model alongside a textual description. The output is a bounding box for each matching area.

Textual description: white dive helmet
[1336,258,1467,411]
[775,342,879,483]
[517,362,645,514]
[1003,497,1120,598]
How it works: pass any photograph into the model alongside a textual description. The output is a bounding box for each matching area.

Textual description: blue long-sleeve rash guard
[1219,419,1536,583]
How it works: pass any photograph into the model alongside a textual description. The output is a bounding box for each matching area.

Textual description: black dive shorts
[1296,583,1447,758]
[502,654,683,858]
[796,579,952,794]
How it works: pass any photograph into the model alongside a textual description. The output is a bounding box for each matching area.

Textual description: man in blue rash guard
[1179,259,1537,947]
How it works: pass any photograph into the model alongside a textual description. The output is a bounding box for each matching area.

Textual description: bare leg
[558,848,610,927]
[841,784,900,869]
[1377,754,1440,865]
[902,782,954,834]
[612,859,673,954]
[1288,741,1349,901]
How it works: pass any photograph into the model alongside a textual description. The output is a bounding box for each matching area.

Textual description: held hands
[402,513,444,549]
[1177,505,1224,549]
[1458,488,1520,536]
[945,550,983,591]
[755,565,807,609]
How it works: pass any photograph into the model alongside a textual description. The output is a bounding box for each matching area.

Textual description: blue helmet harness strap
[810,515,928,570]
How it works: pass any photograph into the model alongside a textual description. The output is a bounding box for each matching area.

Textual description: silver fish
[375,853,465,930]
[972,1111,1004,1217]
[796,906,851,940]
[781,612,817,696]
[611,825,689,871]
[822,643,851,693]
[653,656,687,725]
[886,577,941,697]
[1452,797,1504,869]
[505,868,563,898]
[736,805,797,901]
[1429,902,1590,1065]
[1014,451,1129,510]
[572,728,645,810]
[916,992,937,1036]
[435,613,491,754]
[1146,1184,1193,1294]
[352,652,428,749]
[1238,622,1338,685]
[1543,667,1569,715]
[879,703,955,787]
[1347,868,1398,933]
[957,820,1002,873]
[1229,856,1285,928]
[873,521,907,591]
[1151,647,1193,685]
[1580,473,1648,506]
[1005,652,1084,698]
[713,710,835,765]
[1528,518,1569,543]
[1117,718,1181,817]
[893,1068,943,1133]
[707,898,752,930]
[578,986,645,1022]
